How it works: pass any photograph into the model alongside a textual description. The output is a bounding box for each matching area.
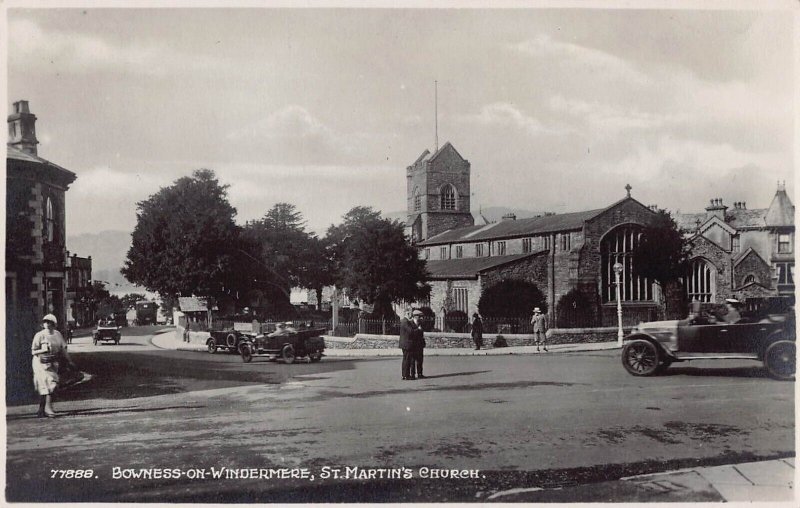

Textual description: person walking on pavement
[31,314,77,418]
[531,307,548,352]
[411,309,426,378]
[399,309,417,380]
[471,313,483,350]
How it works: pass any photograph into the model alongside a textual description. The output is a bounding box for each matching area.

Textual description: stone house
[6,100,77,400]
[65,253,94,327]
[675,185,795,303]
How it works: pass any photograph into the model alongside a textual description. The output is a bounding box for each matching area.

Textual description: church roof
[420,208,603,246]
[413,141,464,166]
[7,145,77,182]
[425,252,546,279]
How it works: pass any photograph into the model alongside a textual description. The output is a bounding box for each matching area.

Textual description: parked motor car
[621,309,795,380]
[92,319,122,345]
[238,328,326,364]
[207,330,246,354]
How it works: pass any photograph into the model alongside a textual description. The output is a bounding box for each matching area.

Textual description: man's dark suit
[399,317,417,380]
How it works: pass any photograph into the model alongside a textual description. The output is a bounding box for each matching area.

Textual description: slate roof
[425,252,546,279]
[765,188,795,227]
[420,208,603,246]
[676,208,769,232]
[7,145,77,181]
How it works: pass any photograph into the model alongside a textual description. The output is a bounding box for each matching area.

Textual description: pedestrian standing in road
[471,313,483,350]
[399,309,416,380]
[531,307,548,352]
[31,314,76,418]
[411,309,427,379]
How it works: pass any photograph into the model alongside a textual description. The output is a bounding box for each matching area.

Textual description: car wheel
[207,340,217,354]
[226,333,238,349]
[764,340,795,381]
[308,352,322,363]
[282,344,296,364]
[240,344,253,363]
[621,340,661,376]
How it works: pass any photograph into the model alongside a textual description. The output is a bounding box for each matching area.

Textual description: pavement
[131,329,795,502]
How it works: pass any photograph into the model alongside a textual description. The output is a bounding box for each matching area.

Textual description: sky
[5,4,796,237]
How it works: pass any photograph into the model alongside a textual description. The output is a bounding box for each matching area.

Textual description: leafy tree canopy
[122,169,246,301]
[478,279,547,318]
[329,207,429,317]
[632,209,690,286]
[120,293,147,310]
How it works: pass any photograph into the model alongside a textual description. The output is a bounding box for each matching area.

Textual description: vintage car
[621,310,795,380]
[238,328,326,364]
[92,320,122,345]
[206,330,246,354]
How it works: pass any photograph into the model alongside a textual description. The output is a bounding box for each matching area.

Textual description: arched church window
[743,274,756,285]
[601,225,652,302]
[413,188,421,212]
[687,258,715,303]
[440,184,456,210]
[45,196,55,243]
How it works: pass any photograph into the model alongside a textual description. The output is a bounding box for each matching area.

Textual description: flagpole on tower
[434,80,438,152]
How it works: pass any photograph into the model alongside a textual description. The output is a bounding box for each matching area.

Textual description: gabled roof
[7,145,77,181]
[699,215,737,236]
[425,252,546,279]
[733,247,769,268]
[412,141,465,166]
[420,208,603,245]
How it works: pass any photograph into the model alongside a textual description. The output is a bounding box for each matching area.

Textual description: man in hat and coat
[530,307,548,352]
[471,313,483,350]
[399,309,420,380]
[410,309,427,378]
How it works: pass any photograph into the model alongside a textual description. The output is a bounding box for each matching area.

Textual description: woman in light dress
[31,313,76,417]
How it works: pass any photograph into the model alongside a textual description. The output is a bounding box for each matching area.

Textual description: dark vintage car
[207,330,246,353]
[237,328,326,364]
[621,310,795,380]
[92,320,122,345]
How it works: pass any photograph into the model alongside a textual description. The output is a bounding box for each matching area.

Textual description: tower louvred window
[440,185,456,210]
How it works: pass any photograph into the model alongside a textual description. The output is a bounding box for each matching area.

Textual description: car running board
[672,354,760,361]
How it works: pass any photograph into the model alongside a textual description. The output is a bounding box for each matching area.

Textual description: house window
[440,247,447,259]
[776,262,794,285]
[687,258,715,303]
[560,233,571,251]
[455,246,463,258]
[45,196,55,243]
[601,225,653,302]
[497,241,506,256]
[453,287,468,313]
[732,235,740,253]
[543,235,551,251]
[523,238,532,253]
[424,248,430,260]
[413,188,421,212]
[778,234,792,254]
[743,274,756,285]
[440,184,456,210]
[475,244,484,257]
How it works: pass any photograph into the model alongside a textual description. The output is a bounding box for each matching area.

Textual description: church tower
[406,142,474,243]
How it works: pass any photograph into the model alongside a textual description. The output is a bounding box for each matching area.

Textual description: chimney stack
[501,213,516,221]
[705,197,727,221]
[7,100,39,155]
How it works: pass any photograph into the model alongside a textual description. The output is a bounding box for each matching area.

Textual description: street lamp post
[613,262,624,347]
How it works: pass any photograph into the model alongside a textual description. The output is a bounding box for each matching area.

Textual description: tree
[328,207,429,318]
[122,169,248,307]
[631,210,691,287]
[478,279,547,319]
[297,235,335,311]
[89,281,123,319]
[631,209,691,317]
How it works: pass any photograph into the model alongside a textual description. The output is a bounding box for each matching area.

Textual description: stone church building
[407,142,794,327]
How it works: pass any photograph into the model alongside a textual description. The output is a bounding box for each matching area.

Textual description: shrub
[417,306,436,332]
[493,335,508,348]
[478,279,547,318]
[556,288,595,328]
[445,310,469,332]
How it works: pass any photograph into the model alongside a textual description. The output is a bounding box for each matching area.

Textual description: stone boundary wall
[324,326,633,349]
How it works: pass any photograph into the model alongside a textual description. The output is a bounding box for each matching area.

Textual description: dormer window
[440,184,456,210]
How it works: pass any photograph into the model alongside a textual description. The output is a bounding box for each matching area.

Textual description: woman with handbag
[31,314,75,418]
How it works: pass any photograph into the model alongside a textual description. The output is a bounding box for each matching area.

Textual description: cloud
[8,18,215,77]
[507,34,650,87]
[548,95,686,134]
[461,102,561,137]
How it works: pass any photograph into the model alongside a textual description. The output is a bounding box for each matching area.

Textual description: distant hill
[67,230,134,291]
[384,206,542,225]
